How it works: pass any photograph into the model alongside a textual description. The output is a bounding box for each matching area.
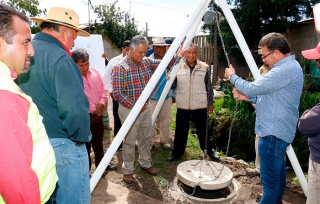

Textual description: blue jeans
[259,135,288,204]
[47,138,91,204]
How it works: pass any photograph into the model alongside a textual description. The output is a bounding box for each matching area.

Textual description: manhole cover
[177,160,233,190]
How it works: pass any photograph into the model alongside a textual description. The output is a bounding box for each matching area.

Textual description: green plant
[300,58,320,92]
[216,149,226,158]
[248,161,255,169]
[292,174,308,186]
[209,84,256,160]
[93,1,143,48]
[291,90,320,166]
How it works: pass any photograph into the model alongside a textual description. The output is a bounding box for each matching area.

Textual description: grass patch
[214,97,224,111]
[104,102,219,187]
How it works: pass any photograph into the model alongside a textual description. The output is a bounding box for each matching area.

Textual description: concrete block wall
[285,20,320,61]
[102,35,121,60]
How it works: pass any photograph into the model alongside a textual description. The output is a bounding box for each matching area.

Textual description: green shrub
[209,84,256,160]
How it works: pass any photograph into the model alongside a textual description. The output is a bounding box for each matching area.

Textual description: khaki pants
[307,158,320,204]
[255,135,260,173]
[118,103,154,174]
[150,98,172,145]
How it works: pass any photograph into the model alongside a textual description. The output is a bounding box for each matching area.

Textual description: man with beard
[0,3,57,203]
[16,7,92,203]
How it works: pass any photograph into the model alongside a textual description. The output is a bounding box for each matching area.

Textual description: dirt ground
[89,134,307,204]
[90,99,307,203]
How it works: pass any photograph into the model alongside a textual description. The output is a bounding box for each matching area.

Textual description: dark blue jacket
[298,102,320,164]
[16,32,91,143]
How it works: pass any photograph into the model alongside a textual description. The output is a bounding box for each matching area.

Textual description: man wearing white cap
[299,43,320,204]
[16,7,92,203]
[149,37,174,149]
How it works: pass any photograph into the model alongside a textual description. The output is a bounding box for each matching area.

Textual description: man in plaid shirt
[112,35,185,184]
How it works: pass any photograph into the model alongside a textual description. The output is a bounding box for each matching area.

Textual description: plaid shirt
[112,55,178,108]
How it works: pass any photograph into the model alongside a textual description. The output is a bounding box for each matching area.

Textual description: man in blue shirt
[225,32,303,204]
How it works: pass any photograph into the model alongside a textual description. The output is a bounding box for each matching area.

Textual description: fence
[192,35,219,86]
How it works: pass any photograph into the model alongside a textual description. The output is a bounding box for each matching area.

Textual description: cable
[124,0,191,12]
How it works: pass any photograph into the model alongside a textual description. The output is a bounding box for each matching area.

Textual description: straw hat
[31,7,89,37]
[153,37,169,46]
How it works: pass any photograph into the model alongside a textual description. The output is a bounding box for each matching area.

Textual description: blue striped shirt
[230,55,303,143]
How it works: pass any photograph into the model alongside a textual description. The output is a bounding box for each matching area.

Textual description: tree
[1,0,46,33]
[203,0,317,60]
[93,1,144,48]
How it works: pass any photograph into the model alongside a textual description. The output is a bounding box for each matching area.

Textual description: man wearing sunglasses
[225,32,303,204]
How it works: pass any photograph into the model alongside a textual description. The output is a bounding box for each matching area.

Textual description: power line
[125,0,191,12]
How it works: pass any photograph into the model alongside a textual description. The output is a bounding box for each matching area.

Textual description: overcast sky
[37,0,200,37]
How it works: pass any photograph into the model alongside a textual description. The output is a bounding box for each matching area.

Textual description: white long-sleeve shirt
[103,53,124,93]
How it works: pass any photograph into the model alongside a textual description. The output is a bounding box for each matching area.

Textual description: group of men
[0,4,91,203]
[0,2,216,202]
[2,1,320,204]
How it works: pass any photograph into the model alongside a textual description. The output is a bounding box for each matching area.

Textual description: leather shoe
[123,174,134,184]
[167,155,178,162]
[107,163,117,171]
[140,166,158,176]
[208,152,220,160]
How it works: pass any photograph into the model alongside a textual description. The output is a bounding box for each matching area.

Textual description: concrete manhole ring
[176,160,233,190]
[171,177,241,204]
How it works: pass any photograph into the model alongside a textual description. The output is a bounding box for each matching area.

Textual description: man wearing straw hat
[17,7,92,203]
[0,3,58,204]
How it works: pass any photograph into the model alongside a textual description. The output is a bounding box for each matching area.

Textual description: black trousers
[86,115,104,169]
[171,108,214,158]
[113,98,122,148]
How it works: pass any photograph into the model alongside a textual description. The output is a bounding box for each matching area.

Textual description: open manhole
[171,177,240,203]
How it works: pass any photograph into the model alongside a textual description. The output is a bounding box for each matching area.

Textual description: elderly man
[0,3,57,203]
[149,37,174,149]
[225,33,303,204]
[112,35,185,184]
[104,40,130,151]
[72,49,117,172]
[298,43,320,204]
[167,43,219,162]
[17,7,91,203]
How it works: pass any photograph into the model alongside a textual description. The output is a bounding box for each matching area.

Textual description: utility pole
[88,0,91,33]
[146,22,148,37]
